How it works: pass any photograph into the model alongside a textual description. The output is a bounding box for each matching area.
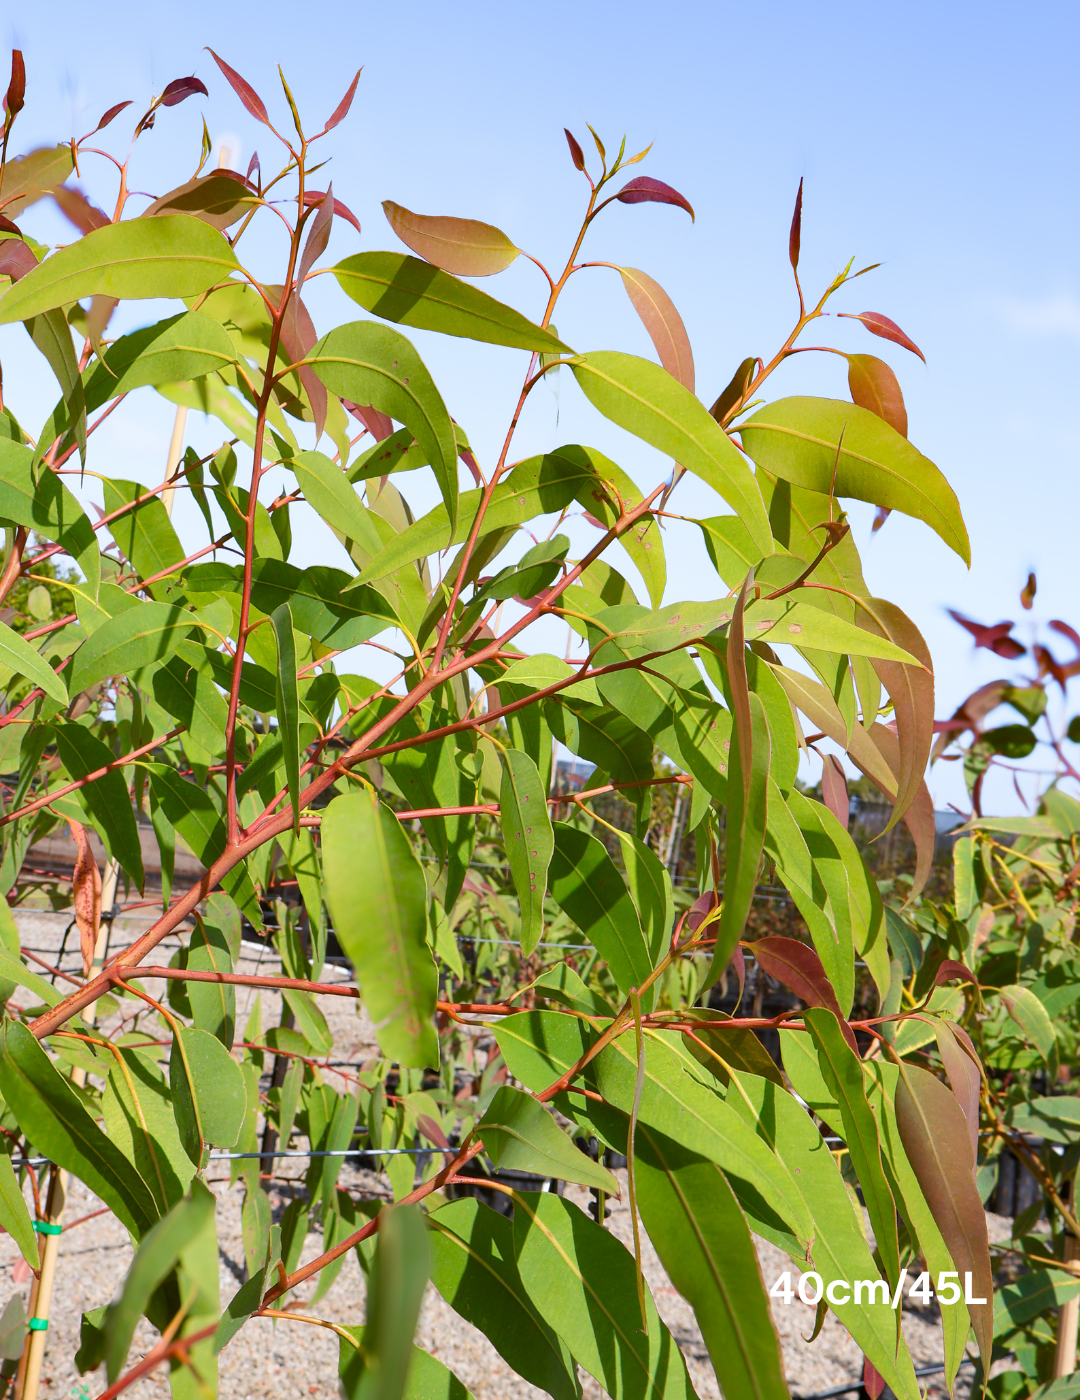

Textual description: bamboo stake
[16,884,114,1400]
[159,408,187,520]
[1055,1174,1080,1376]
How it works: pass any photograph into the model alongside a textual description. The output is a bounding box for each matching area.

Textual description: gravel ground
[3,911,997,1399]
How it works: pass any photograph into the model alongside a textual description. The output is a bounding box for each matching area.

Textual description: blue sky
[3,0,1079,814]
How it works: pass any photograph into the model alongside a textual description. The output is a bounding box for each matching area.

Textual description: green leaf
[186,920,237,1047]
[150,643,230,758]
[322,790,438,1068]
[633,1128,789,1400]
[995,1270,1080,1337]
[270,602,301,829]
[511,1191,698,1400]
[803,1008,901,1296]
[0,947,60,1007]
[333,252,570,352]
[69,601,202,692]
[352,449,610,587]
[501,653,600,704]
[307,320,458,530]
[727,1069,921,1399]
[709,689,769,982]
[146,766,262,923]
[0,1294,27,1363]
[339,1342,476,1400]
[570,351,772,556]
[0,1152,39,1271]
[427,1199,581,1400]
[1000,984,1057,1063]
[1,146,75,218]
[249,558,398,648]
[52,721,144,888]
[499,749,554,955]
[0,618,68,705]
[549,823,652,996]
[0,1020,158,1236]
[43,312,238,460]
[170,1025,246,1166]
[478,1086,617,1192]
[104,1184,215,1382]
[612,829,674,970]
[291,449,381,554]
[495,1012,813,1252]
[339,1205,429,1400]
[0,215,242,324]
[102,1046,194,1215]
[738,397,970,564]
[101,477,185,593]
[0,437,98,597]
[27,308,86,463]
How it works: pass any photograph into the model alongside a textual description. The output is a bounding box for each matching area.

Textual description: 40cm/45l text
[770,1270,988,1308]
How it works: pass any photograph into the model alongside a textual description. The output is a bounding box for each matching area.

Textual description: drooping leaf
[894,1063,992,1366]
[753,936,856,1049]
[382,201,519,276]
[571,351,772,556]
[428,1199,581,1400]
[614,177,695,220]
[0,215,241,323]
[170,1025,246,1166]
[102,1046,194,1217]
[840,311,925,362]
[103,1184,215,1382]
[0,1021,158,1236]
[54,723,144,892]
[0,617,68,704]
[270,602,301,829]
[633,1128,789,1400]
[334,252,568,352]
[499,749,553,955]
[1000,983,1057,1063]
[803,1008,901,1295]
[322,790,438,1067]
[738,397,968,564]
[0,1151,39,1271]
[479,1086,617,1192]
[512,1191,699,1400]
[549,823,652,997]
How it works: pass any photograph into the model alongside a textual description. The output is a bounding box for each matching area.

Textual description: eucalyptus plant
[0,47,999,1400]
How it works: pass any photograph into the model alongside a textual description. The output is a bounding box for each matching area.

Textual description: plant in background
[873,600,1080,1400]
[0,43,1030,1400]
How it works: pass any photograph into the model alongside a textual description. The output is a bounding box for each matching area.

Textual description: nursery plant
[0,45,1027,1400]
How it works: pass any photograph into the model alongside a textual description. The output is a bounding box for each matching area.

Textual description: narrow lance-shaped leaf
[708,582,769,983]
[753,935,858,1051]
[0,1153,38,1271]
[789,178,803,269]
[549,823,652,999]
[206,49,270,124]
[103,1185,215,1382]
[478,1086,618,1193]
[840,310,926,362]
[894,1062,992,1367]
[803,1008,901,1299]
[383,200,519,276]
[333,252,569,353]
[67,818,102,976]
[615,176,695,220]
[500,749,554,955]
[339,1205,429,1400]
[571,350,772,557]
[322,791,438,1067]
[0,216,242,323]
[633,1126,789,1400]
[427,1200,581,1400]
[270,602,300,829]
[858,598,934,833]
